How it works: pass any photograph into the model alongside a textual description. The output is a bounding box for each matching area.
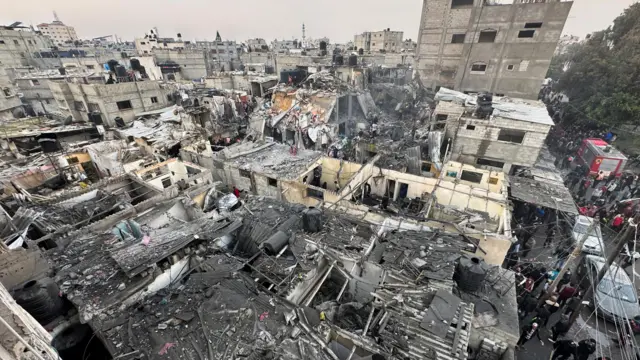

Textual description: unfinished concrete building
[436,88,553,173]
[48,80,173,126]
[415,0,573,99]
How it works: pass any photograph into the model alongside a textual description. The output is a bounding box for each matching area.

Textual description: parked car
[577,255,640,322]
[564,215,605,256]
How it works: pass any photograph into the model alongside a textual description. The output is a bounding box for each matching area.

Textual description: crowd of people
[507,124,640,359]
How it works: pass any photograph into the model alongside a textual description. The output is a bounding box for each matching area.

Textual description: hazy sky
[1,0,636,43]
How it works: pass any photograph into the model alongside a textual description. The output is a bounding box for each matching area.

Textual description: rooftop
[224,142,322,180]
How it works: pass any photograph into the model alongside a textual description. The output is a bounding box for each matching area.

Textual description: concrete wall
[154,49,208,79]
[416,0,572,99]
[48,80,171,125]
[240,52,274,67]
[0,249,50,290]
[0,277,59,360]
[449,116,551,170]
[0,29,54,69]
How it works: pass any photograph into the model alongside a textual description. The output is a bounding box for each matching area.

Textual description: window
[116,100,133,110]
[478,30,497,43]
[67,157,79,164]
[161,178,172,188]
[27,40,32,45]
[507,64,514,71]
[31,79,40,86]
[460,170,483,183]
[140,41,146,45]
[74,101,86,111]
[239,169,251,178]
[488,177,499,185]
[451,34,466,44]
[151,96,158,103]
[268,178,277,187]
[466,124,476,130]
[519,60,529,72]
[470,63,487,73]
[13,40,19,45]
[0,40,5,44]
[477,158,505,169]
[436,114,448,121]
[372,43,376,46]
[44,99,50,104]
[518,30,535,38]
[86,65,95,69]
[87,103,100,112]
[451,0,474,7]
[3,88,11,96]
[498,129,525,144]
[524,22,543,29]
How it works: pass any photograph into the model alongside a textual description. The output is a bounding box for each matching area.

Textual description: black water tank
[263,231,289,255]
[319,41,327,50]
[58,67,66,75]
[302,207,323,233]
[130,58,141,71]
[358,48,364,55]
[115,65,127,77]
[334,55,344,65]
[107,59,119,72]
[456,257,487,292]
[348,55,358,66]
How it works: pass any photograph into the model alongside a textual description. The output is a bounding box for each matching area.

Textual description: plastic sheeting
[434,87,475,106]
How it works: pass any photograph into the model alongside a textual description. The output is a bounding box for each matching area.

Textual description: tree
[552,3,640,127]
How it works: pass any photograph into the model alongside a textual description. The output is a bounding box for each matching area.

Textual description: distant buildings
[415,0,573,99]
[271,39,299,53]
[37,13,78,46]
[354,29,404,53]
[246,38,268,51]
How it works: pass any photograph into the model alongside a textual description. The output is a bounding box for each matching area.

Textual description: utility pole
[538,217,598,307]
[567,217,638,328]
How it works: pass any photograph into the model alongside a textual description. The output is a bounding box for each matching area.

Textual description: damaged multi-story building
[435,88,554,173]
[415,0,573,99]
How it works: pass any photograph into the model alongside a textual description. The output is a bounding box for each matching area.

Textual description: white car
[572,215,605,256]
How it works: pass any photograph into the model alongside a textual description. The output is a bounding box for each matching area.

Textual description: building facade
[416,0,573,99]
[246,38,268,51]
[48,80,172,126]
[355,30,404,53]
[270,39,299,54]
[37,20,78,45]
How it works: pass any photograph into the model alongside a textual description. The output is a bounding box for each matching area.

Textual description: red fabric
[613,216,624,227]
[233,188,240,198]
[558,286,576,300]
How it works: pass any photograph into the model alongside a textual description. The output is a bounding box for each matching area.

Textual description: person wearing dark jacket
[531,304,552,327]
[552,339,577,360]
[516,322,544,349]
[550,315,570,341]
[576,338,596,360]
[518,294,538,320]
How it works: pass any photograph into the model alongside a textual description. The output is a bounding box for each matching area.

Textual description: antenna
[302,23,306,47]
[53,11,60,22]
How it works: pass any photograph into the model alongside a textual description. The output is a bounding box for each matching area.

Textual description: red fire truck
[575,138,627,176]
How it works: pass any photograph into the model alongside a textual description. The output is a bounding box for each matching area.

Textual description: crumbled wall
[0,249,50,290]
[0,280,58,360]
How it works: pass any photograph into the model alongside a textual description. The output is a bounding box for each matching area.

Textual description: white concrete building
[271,39,299,54]
[37,17,78,46]
[354,29,404,53]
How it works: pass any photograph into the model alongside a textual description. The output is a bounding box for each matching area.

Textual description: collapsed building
[0,186,518,360]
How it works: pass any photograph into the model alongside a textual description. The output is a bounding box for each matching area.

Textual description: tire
[12,278,63,325]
